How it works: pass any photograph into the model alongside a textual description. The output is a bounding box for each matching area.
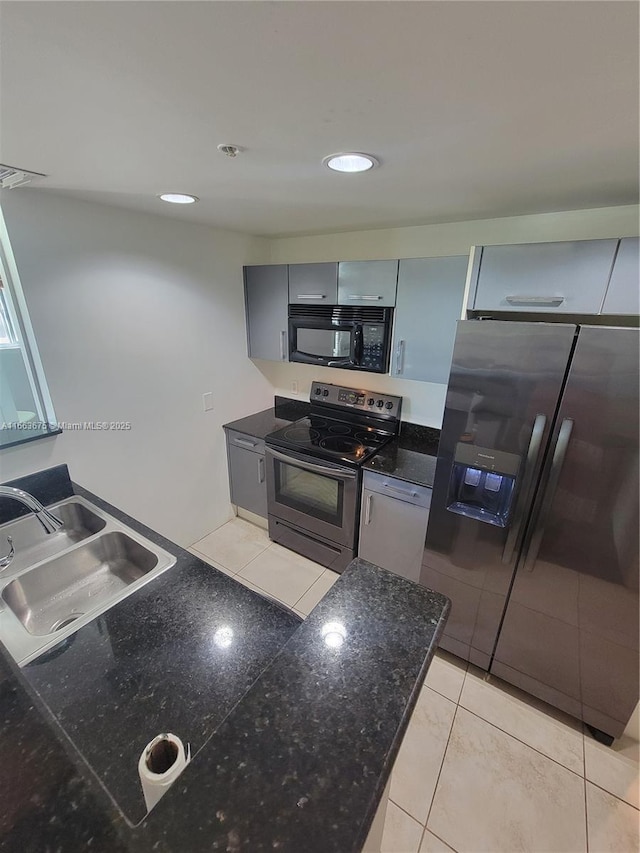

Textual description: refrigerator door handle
[522,417,574,572]
[501,414,547,564]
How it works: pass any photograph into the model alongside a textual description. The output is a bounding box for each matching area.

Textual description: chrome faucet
[0,486,64,534]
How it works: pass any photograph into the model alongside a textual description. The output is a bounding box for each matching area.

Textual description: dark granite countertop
[223,397,310,441]
[363,423,441,487]
[221,398,440,489]
[0,465,450,852]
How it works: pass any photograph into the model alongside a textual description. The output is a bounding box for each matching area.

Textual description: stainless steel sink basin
[2,532,159,636]
[0,499,106,575]
[0,495,177,665]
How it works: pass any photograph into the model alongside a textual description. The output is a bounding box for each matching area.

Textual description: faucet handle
[0,536,14,570]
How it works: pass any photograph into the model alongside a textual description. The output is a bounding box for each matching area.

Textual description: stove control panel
[310,382,402,420]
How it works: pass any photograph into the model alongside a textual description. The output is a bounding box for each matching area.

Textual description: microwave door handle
[329,323,361,367]
[353,324,364,365]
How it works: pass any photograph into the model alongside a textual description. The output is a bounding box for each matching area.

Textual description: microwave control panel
[361,324,386,371]
[311,382,402,419]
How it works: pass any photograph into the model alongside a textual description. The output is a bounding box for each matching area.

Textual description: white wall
[0,190,272,547]
[265,204,640,426]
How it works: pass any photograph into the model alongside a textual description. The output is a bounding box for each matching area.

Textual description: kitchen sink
[0,499,106,575]
[0,495,176,665]
[2,532,159,636]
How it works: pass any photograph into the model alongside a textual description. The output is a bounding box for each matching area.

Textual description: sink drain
[50,612,84,632]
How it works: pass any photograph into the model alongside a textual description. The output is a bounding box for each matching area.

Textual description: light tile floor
[191,517,640,853]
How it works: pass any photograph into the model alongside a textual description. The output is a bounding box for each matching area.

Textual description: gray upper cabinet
[338,260,398,307]
[392,256,468,383]
[289,263,338,305]
[244,265,289,361]
[472,239,619,313]
[602,238,639,315]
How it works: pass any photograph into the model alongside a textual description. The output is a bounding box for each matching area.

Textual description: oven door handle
[267,447,358,480]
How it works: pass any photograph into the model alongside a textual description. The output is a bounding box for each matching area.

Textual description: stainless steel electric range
[265,381,402,572]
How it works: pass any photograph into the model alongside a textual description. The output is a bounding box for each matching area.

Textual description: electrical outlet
[291,381,299,395]
[202,392,214,412]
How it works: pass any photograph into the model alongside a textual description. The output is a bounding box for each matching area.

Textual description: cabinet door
[244,265,289,361]
[338,260,398,307]
[392,256,468,383]
[289,263,338,305]
[359,488,430,583]
[602,238,639,315]
[473,240,618,313]
[228,443,267,518]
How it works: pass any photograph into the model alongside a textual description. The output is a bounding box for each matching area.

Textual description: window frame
[0,204,59,447]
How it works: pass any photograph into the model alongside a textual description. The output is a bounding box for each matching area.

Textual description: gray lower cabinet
[289,263,338,305]
[471,239,619,313]
[392,256,468,383]
[226,430,267,518]
[358,471,431,583]
[338,260,398,307]
[602,237,639,315]
[244,265,289,361]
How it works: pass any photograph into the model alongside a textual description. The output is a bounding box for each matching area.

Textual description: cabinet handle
[394,339,406,375]
[296,294,326,300]
[505,295,565,306]
[347,294,382,300]
[383,482,418,498]
[233,437,258,448]
[365,493,373,525]
[258,456,265,484]
[280,330,287,360]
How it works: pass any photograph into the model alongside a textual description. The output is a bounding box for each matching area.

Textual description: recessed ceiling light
[158,193,199,204]
[323,153,379,173]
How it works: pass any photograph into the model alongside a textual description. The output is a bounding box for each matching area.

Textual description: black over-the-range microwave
[288,304,394,373]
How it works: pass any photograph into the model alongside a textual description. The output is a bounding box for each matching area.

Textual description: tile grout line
[387,796,425,827]
[233,540,278,578]
[584,778,640,812]
[188,546,240,576]
[235,542,323,610]
[291,569,329,611]
[458,703,586,780]
[583,724,590,853]
[423,697,461,838]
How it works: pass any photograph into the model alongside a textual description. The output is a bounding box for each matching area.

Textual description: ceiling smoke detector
[0,164,47,189]
[217,144,242,158]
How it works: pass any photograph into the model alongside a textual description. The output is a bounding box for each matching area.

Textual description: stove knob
[376,399,384,408]
[385,401,393,410]
[367,398,375,406]
[322,389,329,397]
[315,388,322,395]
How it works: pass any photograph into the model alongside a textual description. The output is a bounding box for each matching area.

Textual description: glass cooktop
[266,416,394,466]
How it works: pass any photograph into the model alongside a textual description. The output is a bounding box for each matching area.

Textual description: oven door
[288,316,363,369]
[265,446,359,548]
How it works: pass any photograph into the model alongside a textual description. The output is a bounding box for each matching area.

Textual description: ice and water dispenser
[446,442,521,527]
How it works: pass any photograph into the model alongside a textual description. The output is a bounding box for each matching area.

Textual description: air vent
[289,304,392,323]
[0,164,47,190]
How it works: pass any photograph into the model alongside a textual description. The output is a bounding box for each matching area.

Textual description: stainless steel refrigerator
[421,320,639,740]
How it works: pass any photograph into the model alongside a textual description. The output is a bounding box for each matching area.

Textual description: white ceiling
[1,1,638,237]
